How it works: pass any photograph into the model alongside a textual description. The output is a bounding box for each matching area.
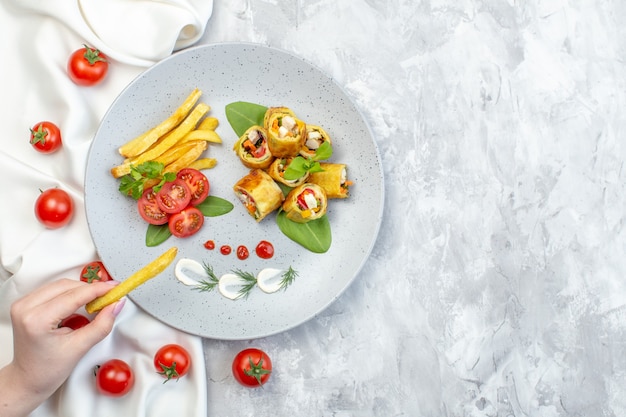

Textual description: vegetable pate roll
[233,169,284,222]
[282,183,328,223]
[300,124,332,158]
[263,106,296,130]
[266,111,307,158]
[268,157,310,187]
[307,163,352,199]
[232,125,274,169]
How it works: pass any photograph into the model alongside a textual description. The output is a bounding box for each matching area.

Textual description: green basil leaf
[283,157,308,180]
[196,196,234,217]
[146,224,171,247]
[276,211,332,253]
[225,102,268,137]
[313,141,333,161]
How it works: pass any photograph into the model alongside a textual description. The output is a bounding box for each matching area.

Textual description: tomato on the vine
[176,168,210,206]
[232,348,272,388]
[67,45,109,86]
[95,359,134,397]
[30,121,62,154]
[154,344,191,383]
[168,207,204,238]
[156,179,192,214]
[34,188,74,229]
[58,313,90,330]
[80,261,112,283]
[137,188,169,225]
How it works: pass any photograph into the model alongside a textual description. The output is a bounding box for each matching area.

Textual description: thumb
[72,298,126,352]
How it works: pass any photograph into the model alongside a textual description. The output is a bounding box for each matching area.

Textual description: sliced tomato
[168,207,204,238]
[59,313,90,330]
[137,188,169,225]
[176,168,210,206]
[156,179,191,214]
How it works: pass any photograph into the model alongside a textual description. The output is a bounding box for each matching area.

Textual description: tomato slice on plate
[156,179,192,214]
[176,168,210,206]
[137,188,169,225]
[168,207,204,238]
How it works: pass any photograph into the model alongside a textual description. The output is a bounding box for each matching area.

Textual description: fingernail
[112,298,126,317]
[105,280,120,286]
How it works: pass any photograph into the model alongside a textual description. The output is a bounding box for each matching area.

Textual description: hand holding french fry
[86,247,178,314]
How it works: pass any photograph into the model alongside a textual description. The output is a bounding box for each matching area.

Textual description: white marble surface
[198,1,626,415]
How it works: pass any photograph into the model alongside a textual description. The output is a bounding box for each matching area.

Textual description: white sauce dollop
[218,273,248,300]
[174,258,205,286]
[256,268,285,294]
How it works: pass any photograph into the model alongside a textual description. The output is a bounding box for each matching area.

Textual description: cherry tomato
[67,45,109,86]
[29,121,62,154]
[232,348,272,388]
[154,344,191,383]
[176,168,210,206]
[156,179,192,214]
[34,188,74,229]
[168,207,204,238]
[58,313,90,330]
[80,261,112,283]
[137,188,169,225]
[95,359,134,397]
[255,240,274,259]
[236,245,249,260]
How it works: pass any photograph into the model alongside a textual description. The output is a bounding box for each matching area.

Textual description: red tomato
[156,179,191,214]
[255,240,274,259]
[58,313,90,330]
[137,188,169,225]
[176,168,210,206]
[29,121,62,154]
[67,45,109,86]
[95,359,134,397]
[168,207,204,238]
[80,261,112,283]
[34,188,74,229]
[154,344,191,383]
[232,348,272,388]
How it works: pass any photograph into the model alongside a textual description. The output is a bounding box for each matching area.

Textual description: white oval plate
[85,43,384,340]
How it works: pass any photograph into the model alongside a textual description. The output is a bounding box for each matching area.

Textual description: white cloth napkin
[0,1,213,416]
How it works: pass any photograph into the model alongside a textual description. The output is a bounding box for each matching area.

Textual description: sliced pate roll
[266,110,307,158]
[307,163,352,199]
[233,169,284,222]
[267,157,310,187]
[300,124,332,158]
[232,125,274,169]
[282,183,328,223]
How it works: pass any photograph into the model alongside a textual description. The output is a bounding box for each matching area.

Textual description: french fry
[86,247,178,314]
[163,140,208,173]
[181,129,222,144]
[198,117,219,130]
[111,103,211,178]
[118,89,202,158]
[187,157,218,171]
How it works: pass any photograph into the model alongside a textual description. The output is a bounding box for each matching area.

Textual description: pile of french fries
[110,88,221,182]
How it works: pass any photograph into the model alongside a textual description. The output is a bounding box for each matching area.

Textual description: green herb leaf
[231,269,258,299]
[195,262,220,292]
[276,211,332,253]
[195,196,234,217]
[312,141,333,161]
[146,224,171,247]
[282,157,308,180]
[279,266,298,291]
[119,161,172,200]
[225,102,268,137]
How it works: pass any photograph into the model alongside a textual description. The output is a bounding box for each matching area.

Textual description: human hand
[0,278,125,416]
